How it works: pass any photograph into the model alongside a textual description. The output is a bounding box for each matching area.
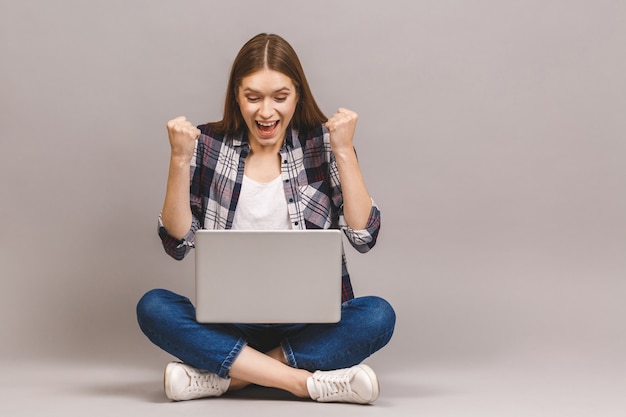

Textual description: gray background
[1,1,625,415]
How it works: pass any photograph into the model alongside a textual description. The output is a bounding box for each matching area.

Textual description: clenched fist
[325,108,358,154]
[166,116,201,162]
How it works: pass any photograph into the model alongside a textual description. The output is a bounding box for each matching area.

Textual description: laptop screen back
[194,230,342,323]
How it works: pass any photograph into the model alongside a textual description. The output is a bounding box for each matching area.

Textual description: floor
[2,348,624,417]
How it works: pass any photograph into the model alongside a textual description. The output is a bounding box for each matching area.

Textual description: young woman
[136,33,395,405]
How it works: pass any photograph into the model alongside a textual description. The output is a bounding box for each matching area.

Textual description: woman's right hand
[166,116,200,162]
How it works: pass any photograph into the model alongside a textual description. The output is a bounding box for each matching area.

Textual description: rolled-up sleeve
[338,198,381,253]
[157,214,201,261]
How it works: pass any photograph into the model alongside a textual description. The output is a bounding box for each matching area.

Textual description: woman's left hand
[325,108,358,154]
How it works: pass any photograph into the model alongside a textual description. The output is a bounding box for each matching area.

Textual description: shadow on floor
[81,373,450,405]
[81,379,310,403]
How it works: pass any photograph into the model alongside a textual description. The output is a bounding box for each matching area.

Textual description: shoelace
[189,371,222,393]
[314,373,353,400]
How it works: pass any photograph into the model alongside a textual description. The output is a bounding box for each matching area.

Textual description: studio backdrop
[1,0,624,372]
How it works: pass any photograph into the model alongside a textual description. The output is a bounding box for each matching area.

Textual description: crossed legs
[137,288,395,402]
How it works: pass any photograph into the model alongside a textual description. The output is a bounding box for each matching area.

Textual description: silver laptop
[194,229,343,323]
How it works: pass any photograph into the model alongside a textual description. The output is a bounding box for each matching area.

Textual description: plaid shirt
[158,123,381,302]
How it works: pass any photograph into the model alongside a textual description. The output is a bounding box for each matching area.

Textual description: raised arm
[325,108,372,230]
[161,116,200,240]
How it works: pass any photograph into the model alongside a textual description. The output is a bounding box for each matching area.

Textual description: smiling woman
[214,33,327,138]
[136,33,395,405]
[237,69,298,153]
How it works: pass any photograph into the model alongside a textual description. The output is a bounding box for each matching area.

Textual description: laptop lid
[194,230,343,324]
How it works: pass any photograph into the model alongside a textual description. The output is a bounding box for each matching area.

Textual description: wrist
[170,154,193,168]
[332,146,357,161]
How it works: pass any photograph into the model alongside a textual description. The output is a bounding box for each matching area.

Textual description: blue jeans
[136,289,396,379]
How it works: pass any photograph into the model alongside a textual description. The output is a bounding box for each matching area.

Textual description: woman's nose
[259,99,274,118]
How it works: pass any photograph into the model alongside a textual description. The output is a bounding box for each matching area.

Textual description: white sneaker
[306,364,380,404]
[164,361,230,401]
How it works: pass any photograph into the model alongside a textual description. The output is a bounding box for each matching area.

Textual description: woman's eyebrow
[242,87,292,93]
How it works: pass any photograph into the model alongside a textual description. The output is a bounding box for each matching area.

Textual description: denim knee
[137,288,163,318]
[352,295,396,347]
[136,288,184,330]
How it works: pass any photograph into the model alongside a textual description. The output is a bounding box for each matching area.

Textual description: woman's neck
[244,150,281,183]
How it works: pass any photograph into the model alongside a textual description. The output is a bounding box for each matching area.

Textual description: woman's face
[237,69,298,151]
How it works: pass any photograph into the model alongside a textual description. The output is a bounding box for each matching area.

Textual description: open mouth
[256,120,279,137]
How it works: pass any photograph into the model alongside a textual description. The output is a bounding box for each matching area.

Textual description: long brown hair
[211,33,327,136]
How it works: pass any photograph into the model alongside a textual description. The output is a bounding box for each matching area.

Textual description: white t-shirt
[231,175,292,230]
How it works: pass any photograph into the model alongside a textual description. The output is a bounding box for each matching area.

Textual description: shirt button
[294,221,299,226]
[289,198,293,203]
[283,159,288,164]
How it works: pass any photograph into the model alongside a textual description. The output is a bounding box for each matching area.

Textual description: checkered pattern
[158,124,381,302]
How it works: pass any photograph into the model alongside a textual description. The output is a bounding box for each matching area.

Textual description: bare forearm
[334,148,372,230]
[161,156,193,240]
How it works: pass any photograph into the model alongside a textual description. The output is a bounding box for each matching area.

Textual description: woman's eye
[275,96,287,102]
[247,97,260,102]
